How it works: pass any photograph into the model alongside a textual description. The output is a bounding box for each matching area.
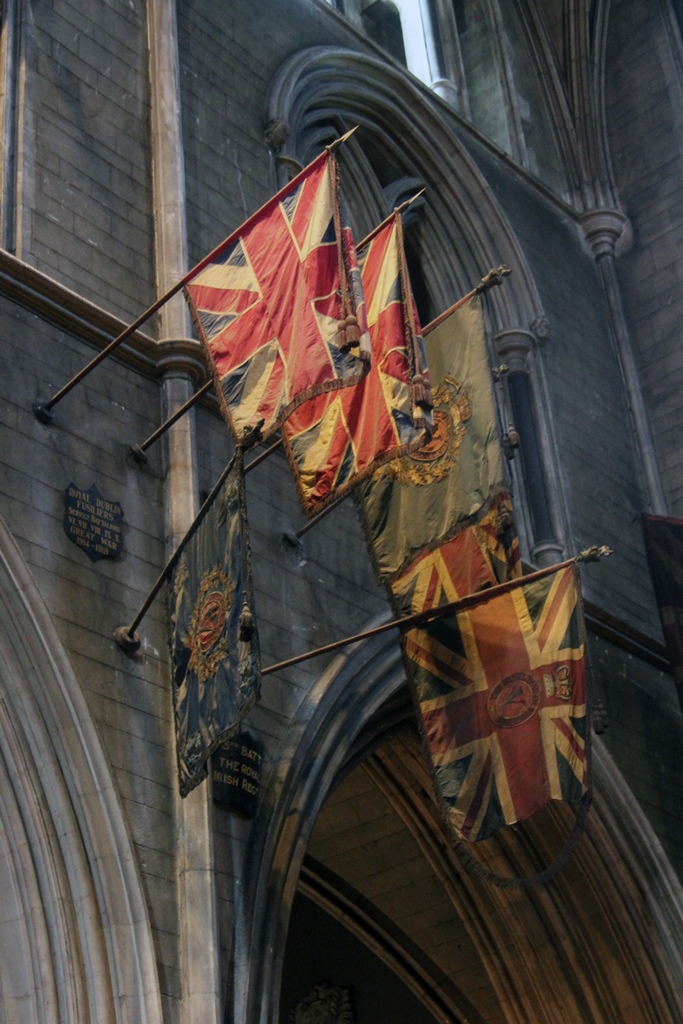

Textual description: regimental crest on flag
[184,150,370,442]
[356,293,508,585]
[405,564,588,842]
[280,211,433,516]
[385,373,469,487]
[167,448,261,797]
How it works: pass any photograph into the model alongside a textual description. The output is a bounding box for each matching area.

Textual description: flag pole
[33,129,360,425]
[128,379,214,464]
[357,190,426,250]
[113,449,248,652]
[261,547,611,677]
[423,265,511,336]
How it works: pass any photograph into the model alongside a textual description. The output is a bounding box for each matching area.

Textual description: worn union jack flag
[390,492,521,620]
[184,150,370,441]
[280,211,432,515]
[405,563,587,842]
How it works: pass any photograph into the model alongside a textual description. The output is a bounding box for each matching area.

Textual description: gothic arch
[267,44,571,563]
[0,516,163,1024]
[267,45,546,334]
[233,618,683,1024]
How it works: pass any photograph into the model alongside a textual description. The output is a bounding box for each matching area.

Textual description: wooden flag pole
[357,190,426,250]
[261,547,611,677]
[128,380,214,464]
[33,129,359,425]
[115,544,611,660]
[423,265,511,336]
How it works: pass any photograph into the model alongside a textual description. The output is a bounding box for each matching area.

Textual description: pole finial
[476,266,512,293]
[394,188,427,216]
[326,125,360,153]
[577,545,613,563]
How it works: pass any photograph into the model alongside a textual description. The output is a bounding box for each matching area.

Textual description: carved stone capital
[156,338,207,386]
[493,328,535,373]
[531,539,565,568]
[579,209,629,260]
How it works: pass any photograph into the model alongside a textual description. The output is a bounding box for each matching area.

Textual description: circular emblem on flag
[185,566,235,682]
[387,375,471,485]
[488,672,541,728]
[198,591,228,653]
[409,408,451,463]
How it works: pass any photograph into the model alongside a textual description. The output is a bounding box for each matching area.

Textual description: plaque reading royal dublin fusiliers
[64,483,124,562]
[212,731,264,816]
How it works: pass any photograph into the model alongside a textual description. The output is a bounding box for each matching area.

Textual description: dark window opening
[362,2,407,66]
[452,0,467,34]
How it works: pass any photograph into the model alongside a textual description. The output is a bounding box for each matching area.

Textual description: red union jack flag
[184,151,370,441]
[404,564,587,842]
[280,212,432,515]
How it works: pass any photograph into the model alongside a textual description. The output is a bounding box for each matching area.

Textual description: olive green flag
[356,293,508,584]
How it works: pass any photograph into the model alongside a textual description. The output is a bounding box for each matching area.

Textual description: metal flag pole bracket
[113,625,142,654]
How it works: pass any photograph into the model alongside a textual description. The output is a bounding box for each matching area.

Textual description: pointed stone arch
[232,618,683,1024]
[265,45,574,564]
[0,516,163,1024]
[267,44,546,335]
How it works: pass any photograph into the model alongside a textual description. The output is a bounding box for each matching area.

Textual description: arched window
[362,1,407,65]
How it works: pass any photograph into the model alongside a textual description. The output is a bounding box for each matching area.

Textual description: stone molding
[266,45,547,333]
[493,327,536,373]
[0,513,163,1024]
[156,337,208,387]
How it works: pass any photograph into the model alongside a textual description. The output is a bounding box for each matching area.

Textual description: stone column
[0,0,19,250]
[494,327,564,567]
[147,2,221,1023]
[580,209,668,514]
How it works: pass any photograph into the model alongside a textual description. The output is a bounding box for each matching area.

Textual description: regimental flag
[391,493,521,620]
[405,564,588,842]
[356,293,508,585]
[280,212,433,515]
[642,514,683,698]
[184,150,370,441]
[167,448,261,797]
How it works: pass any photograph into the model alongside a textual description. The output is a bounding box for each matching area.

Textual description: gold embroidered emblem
[386,375,471,485]
[185,565,235,682]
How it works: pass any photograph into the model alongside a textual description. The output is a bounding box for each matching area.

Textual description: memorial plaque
[212,731,264,816]
[64,483,124,562]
